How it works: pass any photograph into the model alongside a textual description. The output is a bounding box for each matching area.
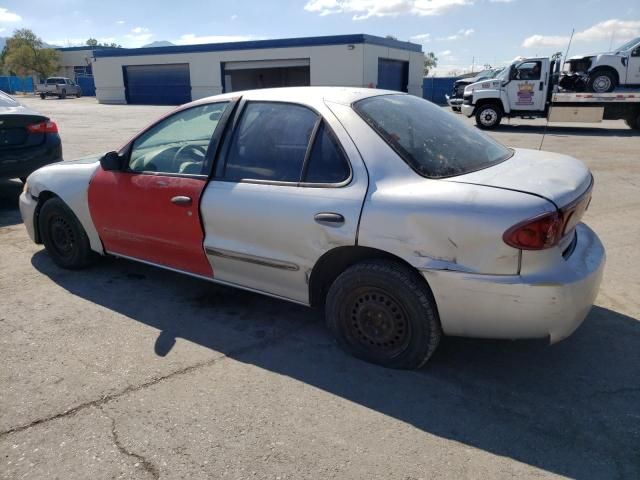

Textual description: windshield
[615,37,640,52]
[495,66,512,81]
[353,94,512,178]
[475,70,494,81]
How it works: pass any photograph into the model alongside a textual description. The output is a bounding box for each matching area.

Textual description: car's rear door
[88,101,233,277]
[200,100,368,304]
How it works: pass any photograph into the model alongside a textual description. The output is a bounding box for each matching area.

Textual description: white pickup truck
[460,54,640,131]
[35,77,83,100]
[560,36,640,93]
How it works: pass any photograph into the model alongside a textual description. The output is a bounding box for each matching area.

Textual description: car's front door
[88,101,231,277]
[506,60,547,112]
[626,44,640,85]
[200,100,368,304]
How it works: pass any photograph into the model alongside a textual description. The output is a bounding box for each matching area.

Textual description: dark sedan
[0,91,62,182]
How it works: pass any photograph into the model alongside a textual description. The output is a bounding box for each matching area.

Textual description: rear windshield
[46,78,65,85]
[353,94,512,178]
[0,92,19,107]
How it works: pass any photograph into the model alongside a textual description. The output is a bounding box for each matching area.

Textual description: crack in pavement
[101,406,160,480]
[0,323,312,438]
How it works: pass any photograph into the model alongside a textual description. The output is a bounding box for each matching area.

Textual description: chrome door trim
[204,246,300,271]
[106,250,309,306]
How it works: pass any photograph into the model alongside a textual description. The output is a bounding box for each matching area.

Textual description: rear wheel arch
[308,245,432,308]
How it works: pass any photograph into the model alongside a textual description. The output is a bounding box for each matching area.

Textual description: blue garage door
[377,58,409,92]
[123,64,191,105]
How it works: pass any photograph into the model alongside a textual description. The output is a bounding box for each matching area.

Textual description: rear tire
[76,89,82,98]
[475,103,502,129]
[587,70,616,93]
[325,260,442,369]
[59,89,66,100]
[38,197,95,269]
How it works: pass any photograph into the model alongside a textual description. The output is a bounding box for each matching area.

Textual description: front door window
[129,102,228,176]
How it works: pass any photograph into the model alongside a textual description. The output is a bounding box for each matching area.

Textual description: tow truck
[460,54,640,131]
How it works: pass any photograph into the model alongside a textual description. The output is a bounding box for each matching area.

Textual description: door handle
[314,212,344,227]
[171,195,192,206]
[539,81,544,91]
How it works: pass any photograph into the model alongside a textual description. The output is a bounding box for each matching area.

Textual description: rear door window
[223,102,318,183]
[302,123,350,184]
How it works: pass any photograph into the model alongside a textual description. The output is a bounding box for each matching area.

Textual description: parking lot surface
[1,96,639,479]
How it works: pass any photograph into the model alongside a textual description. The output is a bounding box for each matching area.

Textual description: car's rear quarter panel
[326,101,554,275]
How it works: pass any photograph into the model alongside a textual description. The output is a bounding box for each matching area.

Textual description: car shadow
[492,123,637,137]
[31,251,640,478]
[0,179,24,228]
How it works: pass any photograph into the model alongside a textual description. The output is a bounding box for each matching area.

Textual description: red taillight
[504,182,593,251]
[26,121,58,134]
[503,211,563,250]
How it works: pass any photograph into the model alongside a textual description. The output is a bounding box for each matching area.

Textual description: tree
[424,51,438,76]
[3,29,59,79]
[86,38,121,48]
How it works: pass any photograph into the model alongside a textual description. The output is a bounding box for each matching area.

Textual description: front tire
[475,103,502,129]
[39,93,46,100]
[59,89,66,100]
[38,197,94,269]
[587,70,616,93]
[326,260,441,369]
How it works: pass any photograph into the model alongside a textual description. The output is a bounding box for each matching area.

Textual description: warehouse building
[76,34,423,105]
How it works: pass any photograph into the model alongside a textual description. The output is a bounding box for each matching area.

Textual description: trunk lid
[0,111,48,150]
[445,148,592,209]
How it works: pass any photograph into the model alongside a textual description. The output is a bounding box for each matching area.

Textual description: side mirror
[100,151,123,171]
[509,65,517,80]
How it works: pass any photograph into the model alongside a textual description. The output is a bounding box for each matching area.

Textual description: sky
[0,0,639,75]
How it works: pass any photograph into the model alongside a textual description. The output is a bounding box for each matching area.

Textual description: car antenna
[539,28,575,151]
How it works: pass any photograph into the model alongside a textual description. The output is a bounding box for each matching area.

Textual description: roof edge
[92,34,422,58]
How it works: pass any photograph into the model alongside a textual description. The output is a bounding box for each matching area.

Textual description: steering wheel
[172,144,207,172]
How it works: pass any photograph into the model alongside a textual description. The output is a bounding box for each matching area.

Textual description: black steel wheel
[343,287,412,359]
[38,197,95,269]
[326,260,441,369]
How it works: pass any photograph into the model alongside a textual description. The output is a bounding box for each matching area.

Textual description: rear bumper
[422,223,605,343]
[0,135,62,180]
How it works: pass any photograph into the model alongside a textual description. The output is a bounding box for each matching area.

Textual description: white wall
[92,42,422,104]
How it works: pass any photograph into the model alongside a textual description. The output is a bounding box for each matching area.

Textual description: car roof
[189,86,404,108]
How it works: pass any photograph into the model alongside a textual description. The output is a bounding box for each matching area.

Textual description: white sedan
[20,87,605,369]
